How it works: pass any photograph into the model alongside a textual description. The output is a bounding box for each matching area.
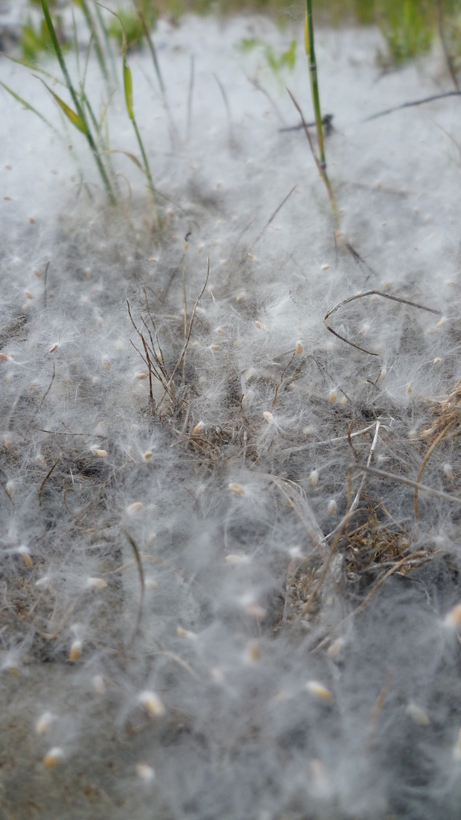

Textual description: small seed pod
[246,640,261,662]
[228,483,245,496]
[92,675,106,695]
[406,703,430,726]
[43,747,64,769]
[92,448,108,458]
[70,640,82,662]
[225,554,250,565]
[136,763,155,783]
[86,577,107,590]
[306,680,331,700]
[445,604,461,628]
[138,690,166,718]
[35,712,55,735]
[127,502,143,514]
[17,545,32,567]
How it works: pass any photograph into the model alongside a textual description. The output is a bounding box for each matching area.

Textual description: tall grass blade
[40,0,116,204]
[73,0,111,89]
[305,1,325,170]
[138,10,165,96]
[100,4,159,218]
[94,3,118,86]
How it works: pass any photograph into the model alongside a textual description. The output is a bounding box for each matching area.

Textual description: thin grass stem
[303,0,338,222]
[305,0,325,168]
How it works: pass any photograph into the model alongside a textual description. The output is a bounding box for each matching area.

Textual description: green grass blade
[97,3,159,217]
[94,4,118,86]
[39,78,89,133]
[1,54,65,86]
[305,1,325,169]
[73,0,111,88]
[0,79,61,137]
[123,57,134,121]
[40,0,116,204]
[138,11,165,96]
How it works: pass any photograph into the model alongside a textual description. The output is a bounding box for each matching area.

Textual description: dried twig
[38,452,62,505]
[354,463,461,507]
[123,530,144,640]
[364,91,461,123]
[324,290,440,355]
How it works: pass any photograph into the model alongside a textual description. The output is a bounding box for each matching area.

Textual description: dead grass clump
[282,496,433,628]
[415,378,461,516]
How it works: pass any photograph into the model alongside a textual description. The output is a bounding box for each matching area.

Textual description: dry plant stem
[354,464,461,507]
[123,530,145,640]
[165,257,210,393]
[287,89,338,222]
[250,185,297,250]
[326,421,381,542]
[38,452,62,505]
[245,73,286,125]
[365,91,461,122]
[324,290,440,355]
[414,418,456,518]
[213,74,234,144]
[300,423,380,619]
[311,549,433,655]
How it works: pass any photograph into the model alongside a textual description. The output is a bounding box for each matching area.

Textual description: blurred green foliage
[238,36,297,74]
[19,0,461,72]
[107,1,158,49]
[20,14,69,63]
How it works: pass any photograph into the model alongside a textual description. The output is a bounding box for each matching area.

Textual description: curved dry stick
[324,290,440,356]
[414,418,457,518]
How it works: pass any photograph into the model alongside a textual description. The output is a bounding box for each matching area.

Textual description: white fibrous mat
[2,10,461,819]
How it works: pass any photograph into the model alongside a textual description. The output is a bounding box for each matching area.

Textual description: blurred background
[3,0,461,72]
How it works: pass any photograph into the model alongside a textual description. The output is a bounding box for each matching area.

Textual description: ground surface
[2,11,461,820]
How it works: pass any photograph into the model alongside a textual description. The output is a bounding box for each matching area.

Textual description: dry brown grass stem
[414,419,457,518]
[164,256,210,396]
[123,530,145,640]
[356,464,461,507]
[413,378,461,516]
[250,184,297,250]
[299,423,381,619]
[286,88,338,222]
[38,452,62,505]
